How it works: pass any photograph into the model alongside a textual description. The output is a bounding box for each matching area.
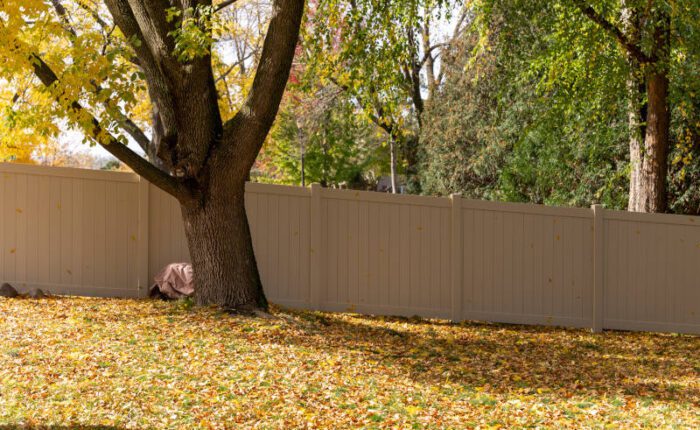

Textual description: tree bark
[578,1,670,213]
[630,71,670,212]
[389,135,397,194]
[182,178,266,310]
[626,71,647,211]
[626,6,670,212]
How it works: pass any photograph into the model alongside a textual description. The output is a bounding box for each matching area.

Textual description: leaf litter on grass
[0,297,697,429]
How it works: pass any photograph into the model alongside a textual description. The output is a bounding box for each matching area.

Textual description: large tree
[0,0,305,311]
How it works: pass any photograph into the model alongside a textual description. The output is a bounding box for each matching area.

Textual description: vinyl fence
[1,163,698,334]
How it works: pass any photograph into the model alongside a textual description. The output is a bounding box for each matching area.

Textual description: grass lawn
[0,297,698,429]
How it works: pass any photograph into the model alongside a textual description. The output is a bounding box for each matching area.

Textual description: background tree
[258,83,390,188]
[572,0,672,212]
[304,0,466,192]
[0,0,305,311]
[421,0,699,213]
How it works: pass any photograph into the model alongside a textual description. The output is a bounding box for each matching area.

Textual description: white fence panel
[148,182,189,283]
[246,183,312,307]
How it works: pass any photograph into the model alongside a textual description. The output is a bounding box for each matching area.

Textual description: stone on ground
[28,288,45,299]
[0,283,18,298]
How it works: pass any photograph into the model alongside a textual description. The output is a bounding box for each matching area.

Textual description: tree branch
[573,0,652,63]
[112,110,152,152]
[328,77,400,141]
[49,0,77,38]
[222,0,305,167]
[28,53,193,201]
[215,0,240,13]
[104,0,180,154]
[50,0,154,157]
[76,0,111,29]
[215,50,255,83]
[419,43,448,68]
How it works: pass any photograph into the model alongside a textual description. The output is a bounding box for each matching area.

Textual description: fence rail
[1,163,698,334]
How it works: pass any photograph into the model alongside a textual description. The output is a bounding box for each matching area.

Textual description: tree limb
[215,0,240,13]
[573,0,652,63]
[328,77,400,141]
[104,0,180,155]
[76,0,111,29]
[215,50,255,83]
[28,53,192,201]
[419,43,448,68]
[50,0,154,157]
[49,0,77,38]
[222,0,305,169]
[112,110,152,152]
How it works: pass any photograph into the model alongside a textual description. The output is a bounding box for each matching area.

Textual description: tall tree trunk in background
[628,9,670,212]
[624,6,647,211]
[632,70,670,212]
[626,76,646,211]
[402,135,421,193]
[405,28,425,194]
[579,1,670,212]
[389,136,398,193]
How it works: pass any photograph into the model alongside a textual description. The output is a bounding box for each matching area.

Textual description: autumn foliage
[0,297,697,428]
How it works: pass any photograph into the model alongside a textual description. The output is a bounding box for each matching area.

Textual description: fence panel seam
[451,194,463,322]
[592,204,605,332]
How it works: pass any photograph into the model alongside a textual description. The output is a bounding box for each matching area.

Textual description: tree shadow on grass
[276,308,700,405]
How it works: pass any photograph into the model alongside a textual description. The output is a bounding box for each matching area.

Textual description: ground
[0,297,697,429]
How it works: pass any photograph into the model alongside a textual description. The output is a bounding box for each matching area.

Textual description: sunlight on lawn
[0,297,697,429]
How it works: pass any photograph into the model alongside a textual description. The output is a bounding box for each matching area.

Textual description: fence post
[592,204,605,333]
[451,194,463,322]
[138,178,150,297]
[309,183,323,309]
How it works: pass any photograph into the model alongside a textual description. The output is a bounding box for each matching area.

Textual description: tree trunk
[627,74,646,211]
[403,135,421,193]
[626,6,670,213]
[181,178,267,310]
[629,71,670,212]
[389,136,398,194]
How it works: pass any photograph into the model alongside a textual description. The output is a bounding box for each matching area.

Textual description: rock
[0,283,18,298]
[28,288,45,299]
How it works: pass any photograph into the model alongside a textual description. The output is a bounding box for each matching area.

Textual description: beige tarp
[149,263,194,299]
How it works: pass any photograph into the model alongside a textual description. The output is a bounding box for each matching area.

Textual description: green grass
[0,297,698,429]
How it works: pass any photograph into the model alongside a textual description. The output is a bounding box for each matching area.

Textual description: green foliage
[305,0,432,123]
[303,0,463,192]
[260,92,389,188]
[421,0,700,212]
[167,5,216,62]
[419,34,513,200]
